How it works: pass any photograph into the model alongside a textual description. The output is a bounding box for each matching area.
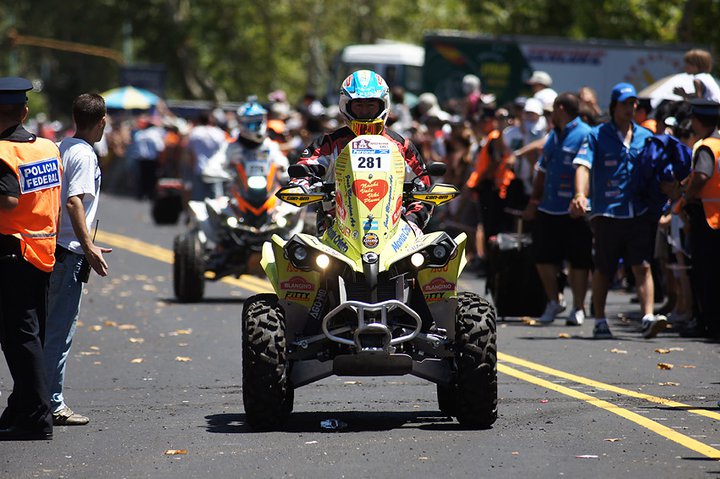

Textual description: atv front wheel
[442,291,498,428]
[173,231,205,302]
[242,294,294,430]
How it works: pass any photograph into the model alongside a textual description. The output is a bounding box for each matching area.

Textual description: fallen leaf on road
[118,324,137,330]
[90,346,100,351]
[655,348,671,354]
[668,347,684,352]
[175,356,192,362]
[115,304,124,310]
[610,348,627,354]
[681,365,696,369]
[521,317,537,326]
[558,333,571,338]
[178,342,188,347]
[657,363,674,370]
[169,329,193,336]
[164,450,187,455]
[129,338,145,344]
[576,455,599,459]
[418,456,428,460]
[142,284,157,292]
[511,452,519,455]
[540,399,549,403]
[344,381,361,385]
[130,358,144,364]
[604,438,622,442]
[103,320,118,327]
[93,361,102,365]
[658,382,679,386]
[89,325,103,332]
[304,441,318,445]
[79,351,99,356]
[77,320,85,327]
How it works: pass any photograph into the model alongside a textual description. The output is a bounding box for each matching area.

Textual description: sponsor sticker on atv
[280,276,315,291]
[362,233,379,249]
[353,179,389,210]
[422,277,456,303]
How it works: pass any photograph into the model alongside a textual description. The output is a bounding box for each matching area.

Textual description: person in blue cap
[0,77,62,440]
[570,82,666,340]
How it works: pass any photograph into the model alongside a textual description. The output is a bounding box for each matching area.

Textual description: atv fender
[417,232,467,333]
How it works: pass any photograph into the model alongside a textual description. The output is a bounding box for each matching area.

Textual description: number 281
[357,156,381,168]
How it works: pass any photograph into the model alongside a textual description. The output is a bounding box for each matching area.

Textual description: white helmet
[338,70,390,135]
[237,100,267,143]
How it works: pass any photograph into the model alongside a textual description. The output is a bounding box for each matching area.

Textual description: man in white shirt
[44,93,111,426]
[187,110,227,200]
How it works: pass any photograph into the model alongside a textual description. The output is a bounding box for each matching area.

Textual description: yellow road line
[498,363,720,460]
[96,230,271,294]
[98,228,719,457]
[499,352,720,421]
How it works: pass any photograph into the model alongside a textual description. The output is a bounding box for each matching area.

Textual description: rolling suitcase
[152,178,184,225]
[485,231,547,318]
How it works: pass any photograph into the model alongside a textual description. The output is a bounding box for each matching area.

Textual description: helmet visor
[349,118,384,136]
[348,99,384,120]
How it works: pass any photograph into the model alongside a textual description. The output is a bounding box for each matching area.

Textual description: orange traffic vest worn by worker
[0,137,62,272]
[465,129,515,199]
[695,137,720,229]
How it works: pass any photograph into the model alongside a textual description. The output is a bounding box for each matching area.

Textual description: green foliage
[1,0,716,117]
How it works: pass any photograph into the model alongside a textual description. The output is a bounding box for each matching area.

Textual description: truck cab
[328,42,424,103]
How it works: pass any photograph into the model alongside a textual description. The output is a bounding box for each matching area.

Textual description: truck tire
[173,231,205,302]
[447,291,497,428]
[242,294,294,431]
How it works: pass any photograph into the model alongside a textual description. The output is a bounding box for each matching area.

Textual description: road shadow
[160,297,248,305]
[205,410,489,434]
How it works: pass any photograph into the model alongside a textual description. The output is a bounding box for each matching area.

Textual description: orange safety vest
[465,129,515,199]
[696,137,720,229]
[641,119,657,134]
[0,138,62,272]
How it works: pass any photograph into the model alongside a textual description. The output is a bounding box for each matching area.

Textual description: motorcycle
[242,134,498,430]
[173,143,303,302]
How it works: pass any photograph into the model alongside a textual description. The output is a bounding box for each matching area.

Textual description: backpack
[635,134,692,218]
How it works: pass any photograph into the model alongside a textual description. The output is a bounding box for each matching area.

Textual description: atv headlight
[410,252,425,267]
[247,175,267,190]
[226,216,238,228]
[315,254,330,269]
[431,244,447,261]
[276,216,288,228]
[293,245,308,262]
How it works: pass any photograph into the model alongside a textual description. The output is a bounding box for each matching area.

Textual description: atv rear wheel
[242,293,294,431]
[173,231,205,302]
[440,291,497,428]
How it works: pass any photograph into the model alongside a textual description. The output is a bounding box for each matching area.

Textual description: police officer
[0,77,61,440]
[677,99,720,338]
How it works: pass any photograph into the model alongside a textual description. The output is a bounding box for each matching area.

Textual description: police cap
[0,77,33,105]
[689,98,720,119]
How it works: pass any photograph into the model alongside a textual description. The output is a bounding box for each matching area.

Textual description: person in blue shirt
[570,82,667,339]
[524,93,593,326]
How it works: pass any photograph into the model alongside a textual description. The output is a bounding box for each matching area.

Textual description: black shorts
[532,212,593,269]
[590,215,657,277]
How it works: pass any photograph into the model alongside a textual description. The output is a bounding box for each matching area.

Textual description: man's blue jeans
[44,249,84,413]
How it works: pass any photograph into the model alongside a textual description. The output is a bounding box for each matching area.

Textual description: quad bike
[242,134,498,430]
[173,146,303,302]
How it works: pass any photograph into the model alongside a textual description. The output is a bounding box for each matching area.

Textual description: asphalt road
[1,194,718,479]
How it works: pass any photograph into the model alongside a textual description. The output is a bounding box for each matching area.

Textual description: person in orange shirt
[0,77,61,440]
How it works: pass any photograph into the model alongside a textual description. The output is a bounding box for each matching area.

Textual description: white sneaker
[642,314,668,339]
[539,300,567,324]
[566,308,585,326]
